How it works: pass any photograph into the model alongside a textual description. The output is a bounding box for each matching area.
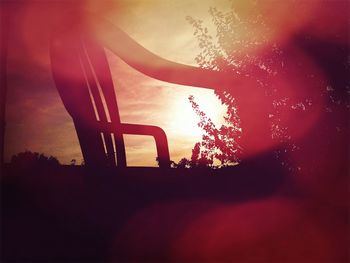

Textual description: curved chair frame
[51,32,170,168]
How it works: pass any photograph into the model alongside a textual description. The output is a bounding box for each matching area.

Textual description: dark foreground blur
[1,151,348,262]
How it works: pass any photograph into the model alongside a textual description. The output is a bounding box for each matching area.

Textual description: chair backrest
[51,31,125,167]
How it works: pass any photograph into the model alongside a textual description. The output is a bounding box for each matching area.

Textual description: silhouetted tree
[186,4,324,169]
[188,96,241,168]
[11,151,60,168]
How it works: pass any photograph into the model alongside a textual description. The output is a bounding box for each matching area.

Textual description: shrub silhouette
[11,151,60,168]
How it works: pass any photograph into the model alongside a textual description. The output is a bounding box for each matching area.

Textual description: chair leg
[113,132,127,168]
[74,121,108,168]
[120,123,171,168]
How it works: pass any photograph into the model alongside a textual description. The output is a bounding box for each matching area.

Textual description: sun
[169,88,227,139]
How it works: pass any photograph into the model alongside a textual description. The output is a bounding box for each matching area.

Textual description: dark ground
[1,150,348,262]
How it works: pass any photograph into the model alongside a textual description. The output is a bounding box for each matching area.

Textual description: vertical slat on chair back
[81,35,127,167]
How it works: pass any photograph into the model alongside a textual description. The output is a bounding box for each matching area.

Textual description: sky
[3,0,349,166]
[4,0,231,165]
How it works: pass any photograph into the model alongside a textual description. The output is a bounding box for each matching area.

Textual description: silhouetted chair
[50,31,170,168]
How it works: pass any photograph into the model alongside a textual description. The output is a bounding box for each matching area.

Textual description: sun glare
[169,88,227,139]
